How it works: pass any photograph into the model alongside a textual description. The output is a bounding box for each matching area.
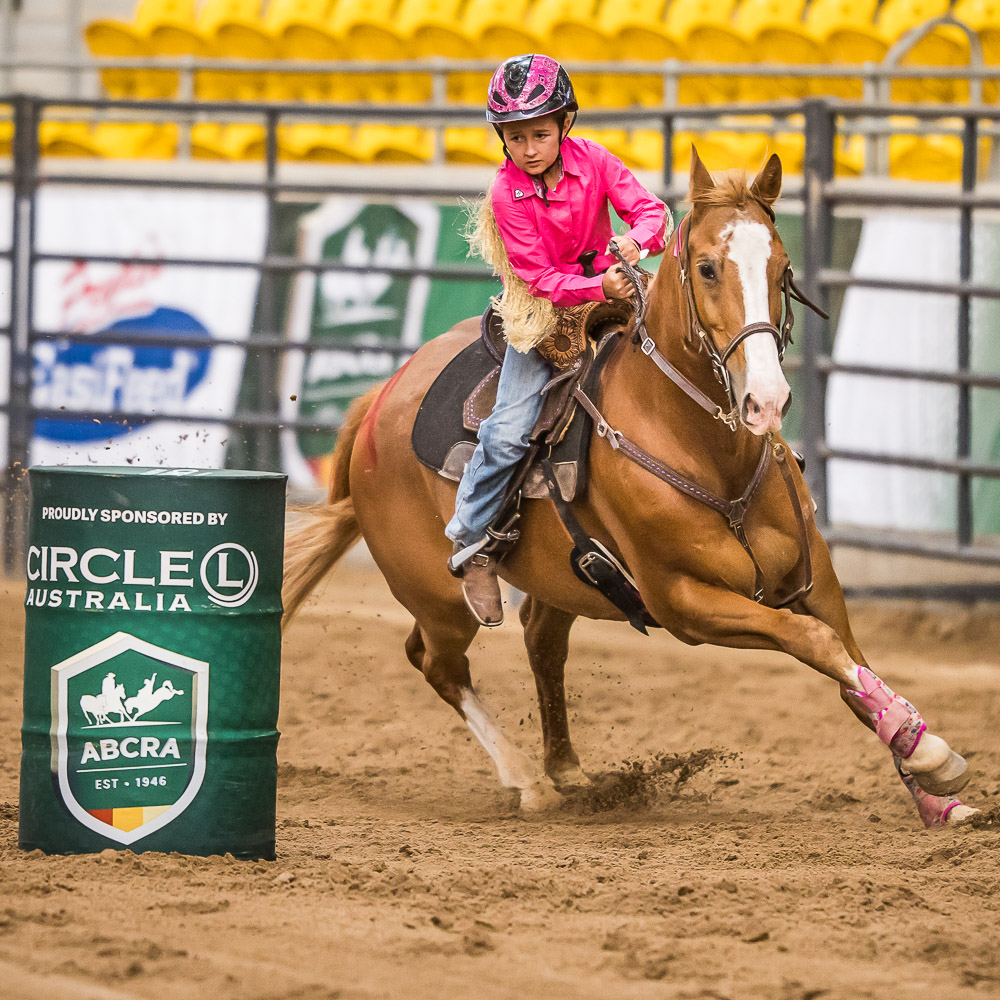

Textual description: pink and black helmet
[486,54,578,129]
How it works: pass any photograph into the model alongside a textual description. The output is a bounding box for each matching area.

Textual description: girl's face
[500,114,568,175]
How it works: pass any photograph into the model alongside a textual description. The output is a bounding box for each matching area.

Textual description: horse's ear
[750,153,782,207]
[688,145,715,200]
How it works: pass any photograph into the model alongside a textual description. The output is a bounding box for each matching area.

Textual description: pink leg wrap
[846,666,926,759]
[895,758,962,829]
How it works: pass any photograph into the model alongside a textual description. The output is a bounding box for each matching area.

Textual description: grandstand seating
[67,0,1000,181]
[465,0,541,59]
[736,0,820,99]
[805,0,884,98]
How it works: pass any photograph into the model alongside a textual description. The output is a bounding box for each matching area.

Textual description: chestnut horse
[283,150,976,827]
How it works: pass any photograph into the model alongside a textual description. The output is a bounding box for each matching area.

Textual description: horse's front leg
[519,596,589,789]
[645,574,974,826]
[788,532,976,826]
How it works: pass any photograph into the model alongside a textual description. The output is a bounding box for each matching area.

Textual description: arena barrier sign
[19,466,285,858]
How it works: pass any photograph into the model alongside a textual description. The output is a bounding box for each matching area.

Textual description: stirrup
[448,537,488,576]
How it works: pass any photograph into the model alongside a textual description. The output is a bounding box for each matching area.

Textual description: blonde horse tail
[282,385,380,628]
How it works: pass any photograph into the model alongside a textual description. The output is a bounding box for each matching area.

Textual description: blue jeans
[445,344,551,546]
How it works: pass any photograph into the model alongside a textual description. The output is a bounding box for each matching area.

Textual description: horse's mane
[688,169,772,219]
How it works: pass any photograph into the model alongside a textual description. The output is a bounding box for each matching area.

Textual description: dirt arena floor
[1,556,999,1000]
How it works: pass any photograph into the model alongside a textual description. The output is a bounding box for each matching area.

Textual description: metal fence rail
[1,94,999,580]
[801,100,999,569]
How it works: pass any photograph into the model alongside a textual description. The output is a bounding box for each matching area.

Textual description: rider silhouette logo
[50,632,209,846]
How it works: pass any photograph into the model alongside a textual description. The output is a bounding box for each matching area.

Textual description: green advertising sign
[20,467,286,858]
[271,199,498,485]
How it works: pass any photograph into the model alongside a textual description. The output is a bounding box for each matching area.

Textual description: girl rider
[446,53,669,627]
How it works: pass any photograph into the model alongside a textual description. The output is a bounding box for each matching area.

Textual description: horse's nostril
[743,396,760,417]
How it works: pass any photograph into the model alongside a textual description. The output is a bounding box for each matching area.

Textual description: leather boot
[451,545,503,627]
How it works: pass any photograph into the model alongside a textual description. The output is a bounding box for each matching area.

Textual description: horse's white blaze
[459,689,545,791]
[722,220,789,430]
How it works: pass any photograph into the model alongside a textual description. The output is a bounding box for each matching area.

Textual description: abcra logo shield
[50,632,208,845]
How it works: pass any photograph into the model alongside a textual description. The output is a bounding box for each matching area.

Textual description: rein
[563,227,820,606]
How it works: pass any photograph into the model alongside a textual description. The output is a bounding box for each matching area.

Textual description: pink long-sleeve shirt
[490,135,668,308]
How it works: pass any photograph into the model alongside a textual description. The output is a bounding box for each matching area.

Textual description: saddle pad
[411,335,605,502]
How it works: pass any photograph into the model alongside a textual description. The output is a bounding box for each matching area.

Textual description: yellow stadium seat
[890,133,963,180]
[624,130,664,171]
[0,120,12,156]
[90,122,179,159]
[597,0,677,106]
[444,127,504,164]
[806,0,882,97]
[526,0,610,109]
[201,0,275,57]
[667,0,752,103]
[190,123,228,159]
[185,0,273,100]
[39,122,101,157]
[85,1,180,99]
[683,130,769,171]
[85,6,146,51]
[954,0,1000,59]
[266,0,339,57]
[397,0,471,58]
[355,125,434,162]
[574,128,632,165]
[328,0,410,103]
[240,124,304,159]
[835,133,866,175]
[142,0,207,53]
[878,0,970,101]
[285,124,359,161]
[953,0,1000,98]
[736,0,820,98]
[464,0,542,60]
[527,0,610,60]
[262,0,360,101]
[224,123,269,159]
[599,0,679,59]
[189,123,268,160]
[265,0,338,98]
[132,0,206,101]
[330,0,407,59]
[447,71,492,105]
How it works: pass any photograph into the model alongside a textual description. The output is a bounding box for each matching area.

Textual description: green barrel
[19,467,286,859]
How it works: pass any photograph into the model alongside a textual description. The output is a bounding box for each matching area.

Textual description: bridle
[559,212,822,607]
[633,205,828,428]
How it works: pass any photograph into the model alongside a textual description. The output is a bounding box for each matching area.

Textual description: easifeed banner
[0,186,268,469]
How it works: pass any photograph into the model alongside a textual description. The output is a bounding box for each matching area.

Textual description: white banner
[828,210,1000,533]
[0,186,267,469]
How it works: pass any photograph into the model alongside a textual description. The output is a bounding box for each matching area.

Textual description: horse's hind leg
[520,597,590,789]
[406,614,563,812]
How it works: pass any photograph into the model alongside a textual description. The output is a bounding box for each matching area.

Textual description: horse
[126,676,184,721]
[80,683,128,725]
[282,148,977,828]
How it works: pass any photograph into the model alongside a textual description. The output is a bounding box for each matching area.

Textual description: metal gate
[1,95,998,584]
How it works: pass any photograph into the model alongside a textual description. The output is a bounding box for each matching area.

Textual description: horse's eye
[698,263,716,280]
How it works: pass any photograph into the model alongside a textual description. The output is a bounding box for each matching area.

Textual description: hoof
[548,764,592,791]
[946,803,979,825]
[518,781,564,814]
[896,757,970,829]
[908,748,970,797]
